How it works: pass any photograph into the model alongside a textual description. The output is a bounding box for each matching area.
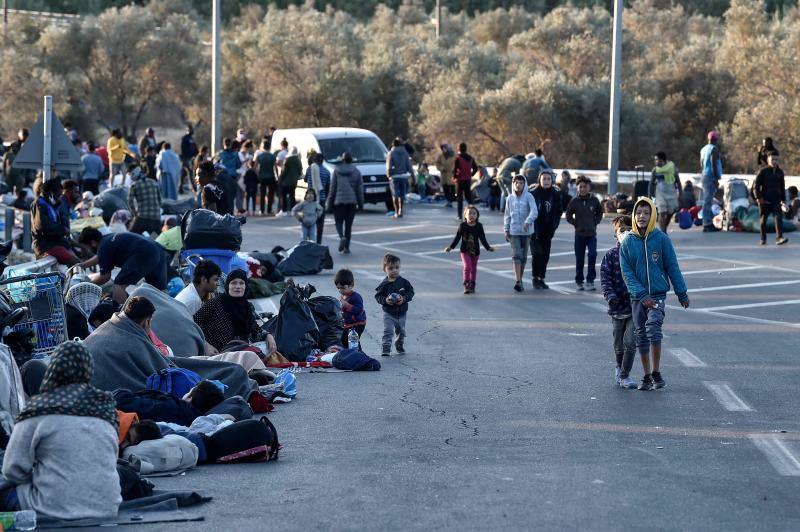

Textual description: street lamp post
[607,0,623,195]
[211,0,221,155]
[435,0,441,39]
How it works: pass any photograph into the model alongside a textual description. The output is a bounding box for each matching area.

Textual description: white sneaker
[620,376,638,389]
[614,367,621,386]
[586,281,596,291]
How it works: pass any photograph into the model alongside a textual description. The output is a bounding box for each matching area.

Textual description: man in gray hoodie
[386,138,414,218]
[327,152,364,254]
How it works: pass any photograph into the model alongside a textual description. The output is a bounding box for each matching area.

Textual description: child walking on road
[620,197,690,391]
[600,215,637,389]
[292,189,324,242]
[504,174,538,292]
[335,269,366,349]
[445,205,495,294]
[566,176,603,291]
[375,254,414,356]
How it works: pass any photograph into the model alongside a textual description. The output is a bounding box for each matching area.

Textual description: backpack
[678,209,693,230]
[117,459,155,500]
[207,417,280,463]
[122,434,199,475]
[145,367,201,398]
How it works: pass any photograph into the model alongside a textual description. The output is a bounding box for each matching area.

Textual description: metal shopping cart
[0,272,67,357]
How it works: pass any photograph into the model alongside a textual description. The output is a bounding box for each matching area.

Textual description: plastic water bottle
[347,328,359,350]
[0,510,37,530]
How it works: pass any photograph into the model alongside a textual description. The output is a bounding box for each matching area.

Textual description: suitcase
[633,165,649,199]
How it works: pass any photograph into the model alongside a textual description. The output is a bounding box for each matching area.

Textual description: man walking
[754,151,788,246]
[386,138,414,218]
[700,131,722,232]
[453,143,478,221]
[180,125,199,193]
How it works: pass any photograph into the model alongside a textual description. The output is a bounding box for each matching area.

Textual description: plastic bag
[276,241,333,276]
[307,296,343,349]
[273,368,297,398]
[181,209,242,250]
[263,283,318,362]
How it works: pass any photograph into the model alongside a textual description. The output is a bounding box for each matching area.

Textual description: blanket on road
[129,284,206,357]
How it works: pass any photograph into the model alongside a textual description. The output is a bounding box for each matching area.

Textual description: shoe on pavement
[539,280,550,289]
[381,351,390,357]
[395,340,405,354]
[651,371,666,389]
[638,374,654,391]
[614,367,621,387]
[620,376,638,389]
[533,278,542,289]
[513,282,523,292]
[586,282,596,291]
[776,237,789,245]
[703,225,721,232]
[576,282,585,291]
[759,239,766,246]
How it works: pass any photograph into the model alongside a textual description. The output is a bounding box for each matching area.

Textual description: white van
[270,127,392,210]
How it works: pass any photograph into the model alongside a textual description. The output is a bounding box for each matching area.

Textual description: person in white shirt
[175,260,222,316]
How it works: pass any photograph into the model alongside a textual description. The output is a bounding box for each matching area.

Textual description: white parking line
[749,436,800,476]
[702,381,754,412]
[375,234,453,246]
[353,269,386,281]
[699,299,800,312]
[690,280,800,293]
[681,266,760,276]
[582,302,609,312]
[349,224,429,236]
[680,253,800,275]
[669,348,707,368]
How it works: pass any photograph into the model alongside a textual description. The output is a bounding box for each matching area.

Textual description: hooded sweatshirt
[327,163,364,208]
[619,197,688,303]
[531,184,562,239]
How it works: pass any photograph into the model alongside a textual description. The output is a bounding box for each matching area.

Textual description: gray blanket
[129,285,206,357]
[83,313,256,399]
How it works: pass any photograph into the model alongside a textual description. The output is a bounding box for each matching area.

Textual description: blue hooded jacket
[600,242,631,316]
[619,197,688,303]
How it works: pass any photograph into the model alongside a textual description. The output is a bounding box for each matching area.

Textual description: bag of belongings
[181,209,243,251]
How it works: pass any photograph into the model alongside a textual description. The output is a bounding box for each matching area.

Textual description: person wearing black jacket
[531,170,562,289]
[757,137,777,168]
[754,151,788,246]
[31,178,80,266]
[445,205,494,293]
[374,254,414,356]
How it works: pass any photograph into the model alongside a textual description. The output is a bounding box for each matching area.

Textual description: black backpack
[206,417,280,463]
[117,459,155,500]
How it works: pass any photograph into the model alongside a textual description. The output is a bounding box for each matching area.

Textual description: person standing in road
[503,174,538,293]
[138,128,157,159]
[435,143,456,208]
[531,170,562,289]
[700,131,723,232]
[128,169,162,236]
[326,152,363,255]
[453,143,478,221]
[305,153,330,243]
[754,151,788,246]
[650,152,681,233]
[558,170,574,213]
[757,137,777,168]
[444,205,494,294]
[156,143,181,201]
[107,129,135,187]
[565,176,603,291]
[180,125,199,193]
[79,142,104,195]
[279,146,302,216]
[386,138,414,218]
[255,140,277,216]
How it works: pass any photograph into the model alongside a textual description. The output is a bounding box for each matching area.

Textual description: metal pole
[22,212,31,253]
[42,95,53,182]
[607,0,623,195]
[435,0,441,39]
[211,0,221,155]
[4,207,13,243]
[3,0,8,35]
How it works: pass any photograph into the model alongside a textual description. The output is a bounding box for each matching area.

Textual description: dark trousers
[444,184,455,204]
[574,234,598,283]
[341,323,366,350]
[456,180,471,218]
[532,235,552,279]
[245,188,257,212]
[82,179,99,195]
[334,204,357,248]
[280,184,296,212]
[759,203,784,241]
[611,316,636,378]
[259,180,278,214]
[315,212,325,244]
[129,217,162,236]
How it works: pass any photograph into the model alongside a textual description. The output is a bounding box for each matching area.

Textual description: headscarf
[631,197,658,239]
[65,282,103,320]
[217,269,251,340]
[17,341,118,429]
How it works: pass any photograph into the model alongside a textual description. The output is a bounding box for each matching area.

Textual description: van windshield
[318,137,387,164]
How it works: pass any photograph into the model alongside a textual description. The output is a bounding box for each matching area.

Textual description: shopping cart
[0,272,67,357]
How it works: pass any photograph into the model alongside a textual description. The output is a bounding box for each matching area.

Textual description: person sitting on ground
[193,269,277,352]
[680,180,696,209]
[65,282,103,341]
[31,177,81,266]
[113,380,224,426]
[175,259,222,316]
[0,341,122,519]
[785,186,800,228]
[78,228,168,304]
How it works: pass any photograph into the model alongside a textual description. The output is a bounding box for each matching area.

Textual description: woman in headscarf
[193,269,277,352]
[65,282,103,340]
[1,341,122,519]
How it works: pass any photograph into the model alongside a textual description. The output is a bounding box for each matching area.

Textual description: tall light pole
[607,0,623,195]
[435,0,441,39]
[211,0,221,155]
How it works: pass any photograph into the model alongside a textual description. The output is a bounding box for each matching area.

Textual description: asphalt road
[138,203,800,531]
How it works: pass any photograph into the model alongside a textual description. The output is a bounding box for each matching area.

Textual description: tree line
[1,0,797,174]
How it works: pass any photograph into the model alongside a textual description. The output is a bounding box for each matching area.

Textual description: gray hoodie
[327,164,364,209]
[292,200,324,227]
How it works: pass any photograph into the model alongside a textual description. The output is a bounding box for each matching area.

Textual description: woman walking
[435,143,456,208]
[326,152,364,254]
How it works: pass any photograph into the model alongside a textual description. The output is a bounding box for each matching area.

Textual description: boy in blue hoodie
[600,215,637,389]
[620,198,690,391]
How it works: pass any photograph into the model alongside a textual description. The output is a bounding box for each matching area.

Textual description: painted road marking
[353,269,386,281]
[749,436,800,476]
[669,348,707,368]
[681,266,760,276]
[689,280,800,293]
[702,381,754,412]
[349,224,429,236]
[375,234,454,246]
[679,253,800,275]
[582,302,609,312]
[699,299,800,312]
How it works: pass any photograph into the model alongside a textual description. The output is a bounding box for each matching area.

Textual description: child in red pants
[445,205,494,293]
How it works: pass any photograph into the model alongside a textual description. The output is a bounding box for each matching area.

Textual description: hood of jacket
[336,163,357,176]
[632,197,658,239]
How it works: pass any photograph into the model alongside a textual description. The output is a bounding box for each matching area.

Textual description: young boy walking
[600,216,637,389]
[335,268,366,348]
[375,253,414,356]
[565,176,603,291]
[620,197,690,391]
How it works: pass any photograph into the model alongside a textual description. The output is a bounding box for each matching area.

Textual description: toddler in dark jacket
[374,254,414,356]
[600,216,637,389]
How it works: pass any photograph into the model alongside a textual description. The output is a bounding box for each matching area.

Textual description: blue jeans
[301,223,315,241]
[574,235,597,283]
[702,176,717,227]
[510,235,533,266]
[391,176,409,198]
[632,298,666,355]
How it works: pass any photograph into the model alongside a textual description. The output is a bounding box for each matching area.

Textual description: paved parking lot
[141,203,800,531]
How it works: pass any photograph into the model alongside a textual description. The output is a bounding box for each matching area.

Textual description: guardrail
[550,169,800,190]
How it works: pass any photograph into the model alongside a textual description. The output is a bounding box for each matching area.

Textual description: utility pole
[435,0,441,39]
[607,0,623,195]
[211,0,221,155]
[3,0,8,37]
[42,96,53,181]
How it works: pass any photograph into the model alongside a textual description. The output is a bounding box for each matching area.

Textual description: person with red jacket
[453,143,478,221]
